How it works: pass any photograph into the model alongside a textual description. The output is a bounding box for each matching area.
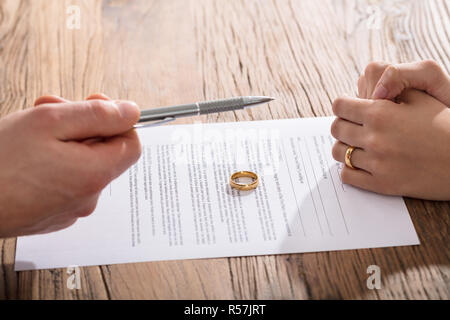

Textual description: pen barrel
[138,97,247,123]
[198,97,245,115]
[138,104,199,123]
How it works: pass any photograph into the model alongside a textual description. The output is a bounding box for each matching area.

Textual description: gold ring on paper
[345,146,356,169]
[230,171,259,191]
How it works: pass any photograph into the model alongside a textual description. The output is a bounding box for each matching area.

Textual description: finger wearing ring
[345,146,357,169]
[332,141,371,172]
[230,171,259,191]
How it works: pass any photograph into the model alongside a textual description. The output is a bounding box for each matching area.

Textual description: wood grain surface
[0,0,449,299]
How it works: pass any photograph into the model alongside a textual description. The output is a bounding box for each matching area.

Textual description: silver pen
[134,96,274,128]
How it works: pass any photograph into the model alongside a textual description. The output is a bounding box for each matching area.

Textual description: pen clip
[133,117,175,129]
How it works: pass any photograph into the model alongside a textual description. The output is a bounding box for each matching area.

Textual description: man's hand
[357,60,450,106]
[0,94,141,237]
[331,89,450,200]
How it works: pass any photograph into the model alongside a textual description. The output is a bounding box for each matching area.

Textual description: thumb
[39,99,141,141]
[372,60,450,105]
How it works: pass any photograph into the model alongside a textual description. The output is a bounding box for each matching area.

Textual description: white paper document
[15,117,419,270]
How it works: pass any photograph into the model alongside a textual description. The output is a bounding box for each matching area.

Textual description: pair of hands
[331,60,450,200]
[0,94,142,237]
[1,60,449,238]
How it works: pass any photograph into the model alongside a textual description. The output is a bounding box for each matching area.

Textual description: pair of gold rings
[229,147,357,188]
[230,171,259,191]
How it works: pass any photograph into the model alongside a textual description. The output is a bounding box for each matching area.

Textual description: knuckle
[331,142,341,161]
[87,99,108,109]
[364,61,387,76]
[420,60,446,83]
[129,135,143,162]
[332,96,346,115]
[88,99,117,121]
[119,131,143,166]
[330,118,341,138]
[420,59,441,72]
[384,64,399,79]
[357,76,366,98]
[76,201,99,218]
[30,105,61,126]
[124,145,142,169]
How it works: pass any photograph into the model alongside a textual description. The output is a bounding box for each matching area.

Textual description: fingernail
[115,101,140,120]
[373,84,388,99]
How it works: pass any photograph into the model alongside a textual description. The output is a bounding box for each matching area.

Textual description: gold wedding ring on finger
[230,171,259,191]
[345,146,357,169]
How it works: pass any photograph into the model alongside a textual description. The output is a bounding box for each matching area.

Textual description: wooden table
[0,0,449,300]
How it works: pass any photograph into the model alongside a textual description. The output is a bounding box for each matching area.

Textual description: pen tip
[243,96,276,108]
[260,96,276,104]
[256,96,276,102]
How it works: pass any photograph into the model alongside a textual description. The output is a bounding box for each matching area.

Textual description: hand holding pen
[0,93,273,237]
